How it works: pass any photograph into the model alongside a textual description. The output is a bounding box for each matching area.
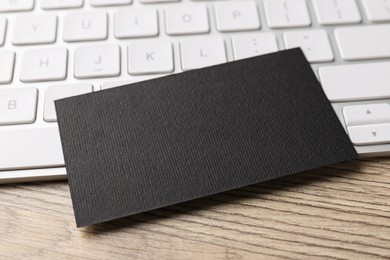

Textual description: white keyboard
[1,0,390,183]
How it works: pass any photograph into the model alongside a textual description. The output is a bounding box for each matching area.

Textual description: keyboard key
[319,62,390,102]
[63,11,107,42]
[115,7,158,39]
[74,44,120,79]
[12,14,57,45]
[0,51,15,84]
[20,48,68,83]
[335,25,390,61]
[343,103,390,126]
[0,0,34,12]
[263,0,311,28]
[214,0,260,32]
[0,88,37,125]
[41,0,83,10]
[0,127,64,170]
[90,0,131,6]
[165,4,209,35]
[283,29,334,63]
[348,124,390,145]
[0,18,6,46]
[361,0,390,22]
[312,0,361,25]
[232,33,278,60]
[44,84,93,122]
[128,40,173,75]
[180,37,226,71]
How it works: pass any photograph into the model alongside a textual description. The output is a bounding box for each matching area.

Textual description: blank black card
[55,49,358,227]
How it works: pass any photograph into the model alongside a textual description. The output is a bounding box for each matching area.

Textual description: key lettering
[39,58,49,68]
[94,55,102,65]
[233,11,241,19]
[82,20,91,29]
[283,1,289,10]
[337,10,342,19]
[31,23,39,32]
[253,38,258,46]
[199,49,207,57]
[253,38,259,53]
[182,14,192,23]
[285,13,290,23]
[8,100,16,110]
[146,52,154,61]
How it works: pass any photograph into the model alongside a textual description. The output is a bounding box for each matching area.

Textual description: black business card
[55,49,358,227]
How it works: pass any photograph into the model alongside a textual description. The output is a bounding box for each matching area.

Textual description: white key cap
[0,0,34,12]
[232,33,278,60]
[312,0,361,25]
[319,62,390,102]
[63,11,107,42]
[284,29,334,63]
[90,0,131,6]
[0,18,6,46]
[75,44,120,79]
[335,25,390,61]
[263,0,311,28]
[41,0,83,10]
[0,51,14,84]
[165,4,210,35]
[348,124,390,145]
[214,1,260,32]
[44,84,93,122]
[20,48,68,83]
[115,7,158,39]
[0,88,37,125]
[343,103,390,126]
[361,0,390,22]
[12,14,57,45]
[0,127,64,170]
[128,40,173,75]
[180,37,226,71]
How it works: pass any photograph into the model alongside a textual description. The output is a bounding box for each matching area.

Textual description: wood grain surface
[1,158,389,259]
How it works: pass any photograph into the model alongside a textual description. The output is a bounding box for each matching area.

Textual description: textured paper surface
[55,49,358,227]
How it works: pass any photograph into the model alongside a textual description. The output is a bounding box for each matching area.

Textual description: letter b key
[0,88,38,125]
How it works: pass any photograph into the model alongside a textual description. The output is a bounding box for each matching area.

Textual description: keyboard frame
[1,0,390,183]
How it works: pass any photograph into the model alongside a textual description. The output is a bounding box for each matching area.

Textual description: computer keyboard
[0,0,390,183]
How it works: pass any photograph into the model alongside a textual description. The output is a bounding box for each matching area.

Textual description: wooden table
[1,158,389,259]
